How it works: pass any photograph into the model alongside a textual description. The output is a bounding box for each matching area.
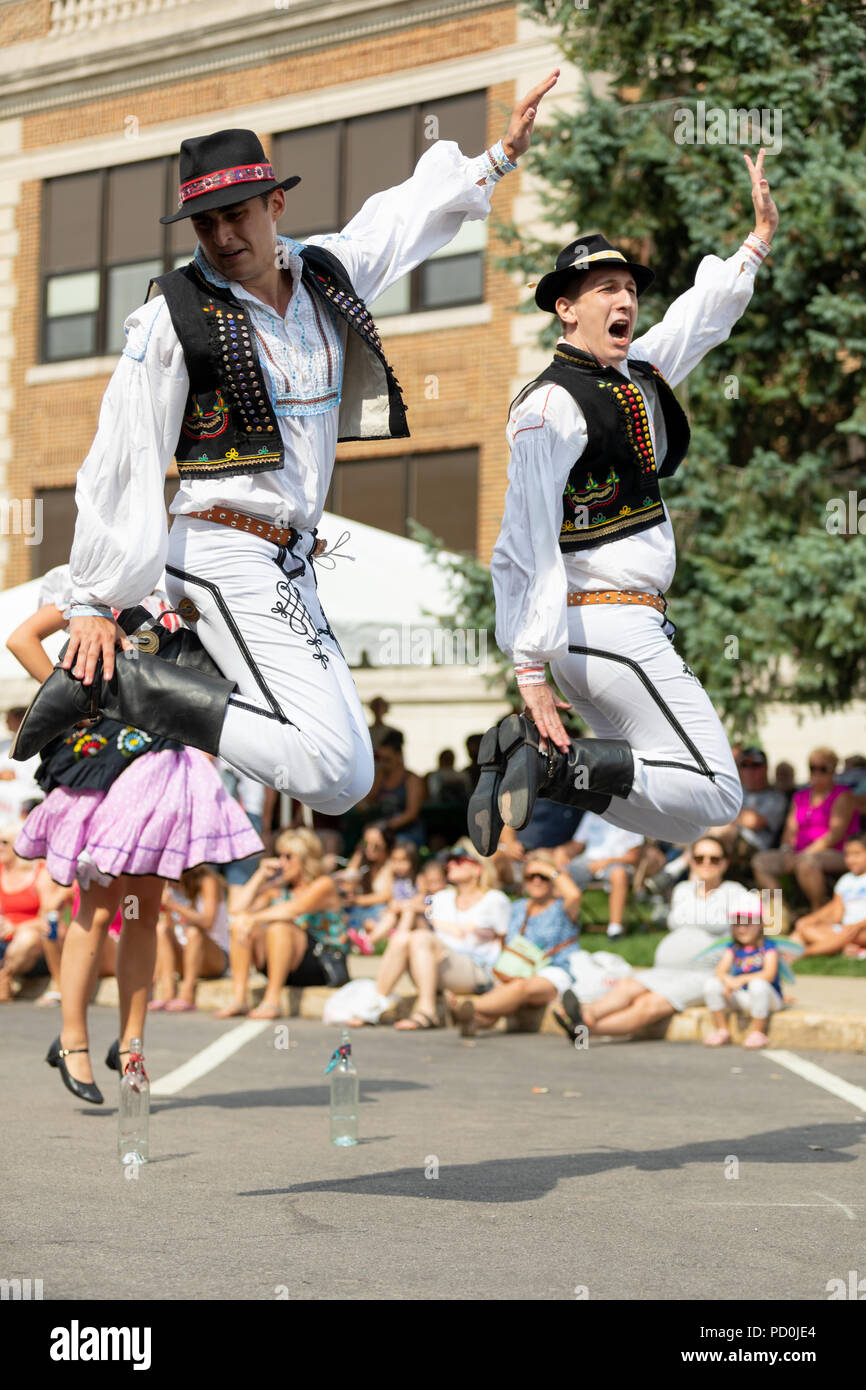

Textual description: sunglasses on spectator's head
[809,763,832,773]
[693,853,724,864]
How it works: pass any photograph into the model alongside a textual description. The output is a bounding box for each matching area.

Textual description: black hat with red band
[160,128,301,225]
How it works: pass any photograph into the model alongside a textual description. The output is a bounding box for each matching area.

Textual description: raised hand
[502,70,560,162]
[743,148,778,245]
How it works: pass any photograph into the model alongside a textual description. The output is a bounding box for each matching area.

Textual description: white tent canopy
[0,511,463,704]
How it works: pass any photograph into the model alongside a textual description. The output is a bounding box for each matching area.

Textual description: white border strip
[763,1049,866,1113]
[150,1018,270,1096]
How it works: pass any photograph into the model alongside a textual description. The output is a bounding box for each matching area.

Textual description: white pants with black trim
[164,515,374,814]
[549,604,742,843]
[703,976,783,1018]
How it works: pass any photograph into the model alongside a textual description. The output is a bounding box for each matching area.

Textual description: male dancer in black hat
[468,150,778,855]
[15,73,558,821]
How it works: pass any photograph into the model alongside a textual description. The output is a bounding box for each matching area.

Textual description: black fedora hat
[160,128,301,224]
[534,233,654,312]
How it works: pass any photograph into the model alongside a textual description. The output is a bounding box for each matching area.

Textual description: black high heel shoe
[46,1036,104,1105]
[105,1039,130,1074]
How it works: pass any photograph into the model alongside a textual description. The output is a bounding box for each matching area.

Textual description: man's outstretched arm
[308,71,559,306]
[631,147,780,387]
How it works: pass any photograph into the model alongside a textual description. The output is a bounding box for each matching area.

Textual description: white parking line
[762,1049,866,1113]
[150,1019,271,1096]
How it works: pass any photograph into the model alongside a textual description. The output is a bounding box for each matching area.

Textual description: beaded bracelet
[484,139,518,181]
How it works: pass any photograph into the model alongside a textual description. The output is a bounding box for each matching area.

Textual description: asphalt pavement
[2,1005,865,1301]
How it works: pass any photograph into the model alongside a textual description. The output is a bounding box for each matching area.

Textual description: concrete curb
[58,975,865,1053]
[83,978,866,1050]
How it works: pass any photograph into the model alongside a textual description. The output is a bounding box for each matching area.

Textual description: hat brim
[535,259,654,312]
[159,174,301,224]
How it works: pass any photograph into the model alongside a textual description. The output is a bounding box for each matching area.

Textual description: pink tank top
[793,785,859,852]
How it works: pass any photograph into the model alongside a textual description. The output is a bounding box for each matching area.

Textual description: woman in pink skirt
[7,569,261,1105]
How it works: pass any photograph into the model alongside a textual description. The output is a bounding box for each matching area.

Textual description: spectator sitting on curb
[341,823,395,950]
[149,865,230,1012]
[789,833,866,958]
[361,840,421,950]
[553,837,760,1042]
[215,831,345,1019]
[753,747,859,914]
[447,850,581,1036]
[705,746,788,863]
[553,810,643,937]
[373,839,510,1030]
[0,826,63,1003]
[702,911,783,1049]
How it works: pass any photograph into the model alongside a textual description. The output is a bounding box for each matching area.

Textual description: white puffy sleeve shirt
[492,245,761,667]
[68,142,503,610]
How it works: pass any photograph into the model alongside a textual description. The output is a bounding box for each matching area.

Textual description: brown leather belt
[567,589,667,614]
[188,507,330,561]
[189,507,299,548]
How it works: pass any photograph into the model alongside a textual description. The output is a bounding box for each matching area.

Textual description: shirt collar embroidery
[193,236,306,319]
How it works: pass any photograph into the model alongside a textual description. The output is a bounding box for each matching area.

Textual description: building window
[327,449,478,554]
[40,158,197,363]
[271,90,488,317]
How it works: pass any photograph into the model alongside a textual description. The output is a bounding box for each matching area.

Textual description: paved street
[2,1007,864,1301]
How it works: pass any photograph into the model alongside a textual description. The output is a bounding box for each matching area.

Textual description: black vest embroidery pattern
[526,344,691,553]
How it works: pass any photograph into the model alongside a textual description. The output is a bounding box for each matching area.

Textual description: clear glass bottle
[329,1030,358,1147]
[117,1038,149,1165]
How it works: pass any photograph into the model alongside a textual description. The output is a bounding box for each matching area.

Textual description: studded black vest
[148,244,408,482]
[524,343,690,552]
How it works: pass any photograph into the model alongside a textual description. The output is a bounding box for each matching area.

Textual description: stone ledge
[17,974,866,1053]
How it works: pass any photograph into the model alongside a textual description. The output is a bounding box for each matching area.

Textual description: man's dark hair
[379,729,404,755]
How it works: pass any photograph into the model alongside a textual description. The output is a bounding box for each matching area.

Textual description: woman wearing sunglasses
[556,836,759,1039]
[448,851,581,1036]
[372,839,509,1030]
[753,748,859,914]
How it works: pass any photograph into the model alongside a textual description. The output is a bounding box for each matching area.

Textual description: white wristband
[515,664,546,687]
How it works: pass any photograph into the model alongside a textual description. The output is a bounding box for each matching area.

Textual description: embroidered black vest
[148,244,409,482]
[524,343,690,552]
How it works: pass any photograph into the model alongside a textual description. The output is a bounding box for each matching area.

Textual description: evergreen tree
[440,0,866,733]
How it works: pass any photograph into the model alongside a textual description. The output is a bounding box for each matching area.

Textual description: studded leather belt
[567,589,667,614]
[188,507,300,548]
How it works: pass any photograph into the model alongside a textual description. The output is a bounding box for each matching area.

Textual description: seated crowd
[2,694,865,1048]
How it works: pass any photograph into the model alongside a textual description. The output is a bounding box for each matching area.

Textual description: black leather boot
[466,724,508,856]
[496,713,634,831]
[12,620,236,762]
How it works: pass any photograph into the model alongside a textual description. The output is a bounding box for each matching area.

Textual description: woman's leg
[582,990,674,1037]
[794,850,844,912]
[249,922,307,1016]
[152,916,180,1001]
[394,931,446,1025]
[580,977,647,1026]
[606,865,630,928]
[215,917,260,1016]
[116,877,165,1055]
[2,924,46,991]
[53,882,123,1084]
[178,927,226,1003]
[472,977,556,1029]
[374,922,415,998]
[752,847,793,895]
